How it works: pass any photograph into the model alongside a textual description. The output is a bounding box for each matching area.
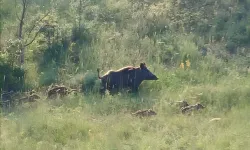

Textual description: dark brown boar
[97,62,158,95]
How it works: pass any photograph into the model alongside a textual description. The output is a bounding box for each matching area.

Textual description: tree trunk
[18,0,27,65]
[78,0,82,32]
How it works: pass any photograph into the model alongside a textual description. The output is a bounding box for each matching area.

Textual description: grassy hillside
[1,0,250,149]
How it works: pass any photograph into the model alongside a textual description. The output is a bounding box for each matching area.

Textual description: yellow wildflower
[180,63,184,69]
[186,60,191,68]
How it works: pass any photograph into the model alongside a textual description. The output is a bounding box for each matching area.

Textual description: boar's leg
[130,86,139,93]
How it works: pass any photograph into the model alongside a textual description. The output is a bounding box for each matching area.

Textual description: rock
[18,93,40,104]
[174,100,189,108]
[181,103,205,114]
[132,109,157,118]
[209,118,221,122]
[47,85,78,99]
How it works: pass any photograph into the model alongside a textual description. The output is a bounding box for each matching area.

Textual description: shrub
[225,41,237,54]
[0,62,25,92]
[81,70,100,94]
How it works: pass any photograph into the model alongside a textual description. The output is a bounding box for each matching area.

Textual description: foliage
[0,61,25,92]
[81,70,99,94]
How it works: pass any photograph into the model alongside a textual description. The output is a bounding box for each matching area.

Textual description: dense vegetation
[1,0,250,149]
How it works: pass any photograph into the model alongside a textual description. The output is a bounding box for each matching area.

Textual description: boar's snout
[145,70,158,80]
[150,75,158,80]
[154,75,159,80]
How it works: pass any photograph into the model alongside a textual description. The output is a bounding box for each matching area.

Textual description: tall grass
[1,82,250,150]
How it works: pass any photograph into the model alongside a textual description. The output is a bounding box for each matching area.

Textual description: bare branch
[22,0,26,7]
[21,0,29,11]
[15,13,21,22]
[24,29,41,47]
[15,0,21,21]
[26,11,50,38]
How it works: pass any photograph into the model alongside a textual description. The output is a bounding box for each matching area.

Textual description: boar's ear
[140,62,146,69]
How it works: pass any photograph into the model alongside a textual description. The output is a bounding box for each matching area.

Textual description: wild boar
[97,62,158,95]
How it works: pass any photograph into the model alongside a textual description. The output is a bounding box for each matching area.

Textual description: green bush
[225,41,237,54]
[0,62,25,92]
[81,70,100,94]
[39,68,58,86]
[71,25,93,44]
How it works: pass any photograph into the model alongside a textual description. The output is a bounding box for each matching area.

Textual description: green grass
[1,66,250,150]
